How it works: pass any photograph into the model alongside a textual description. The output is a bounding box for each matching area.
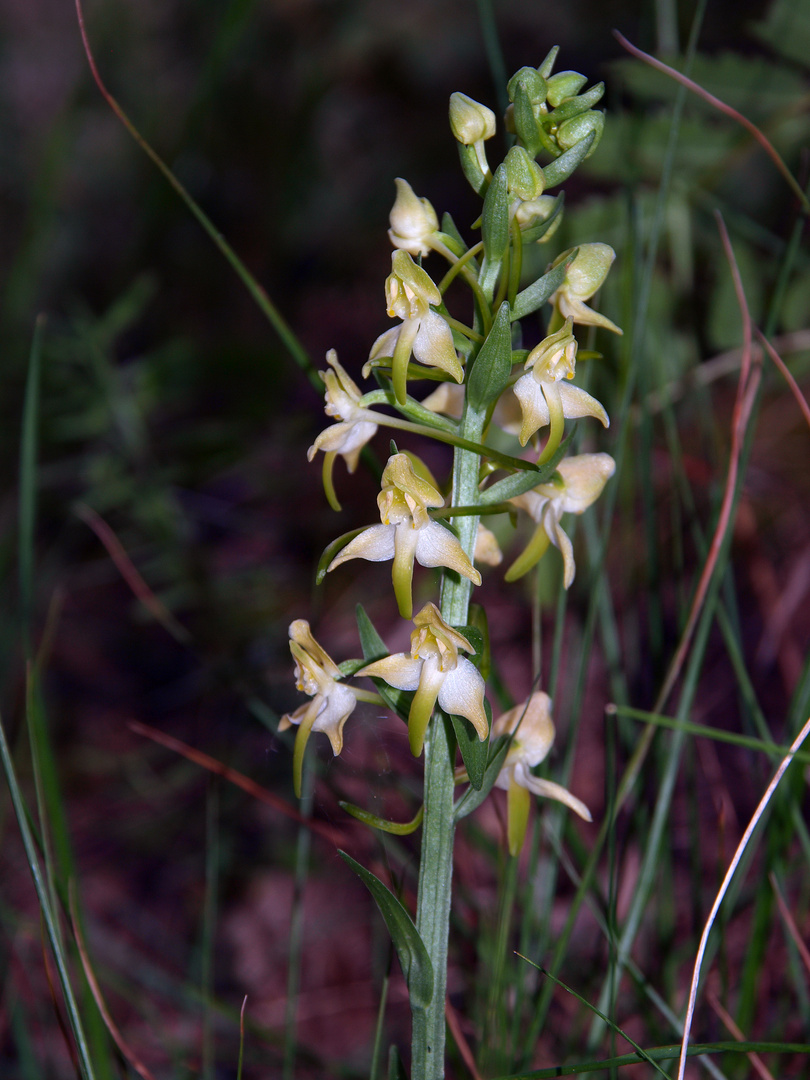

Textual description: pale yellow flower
[328,454,481,619]
[507,452,615,585]
[492,691,591,855]
[388,178,439,257]
[358,601,488,756]
[366,250,462,404]
[512,319,608,447]
[548,243,622,335]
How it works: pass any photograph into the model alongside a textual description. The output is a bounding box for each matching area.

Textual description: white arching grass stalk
[677,713,810,1080]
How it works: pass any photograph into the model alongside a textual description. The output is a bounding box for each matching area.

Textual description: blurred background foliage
[1,0,810,1076]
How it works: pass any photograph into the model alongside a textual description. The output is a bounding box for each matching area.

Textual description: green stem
[412,399,486,1079]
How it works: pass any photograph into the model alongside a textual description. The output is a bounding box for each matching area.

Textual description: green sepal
[511,253,574,321]
[466,302,513,411]
[453,734,511,821]
[550,82,604,123]
[537,46,559,79]
[479,164,509,296]
[477,427,575,506]
[316,526,371,584]
[557,111,604,156]
[449,696,491,791]
[542,129,596,187]
[457,142,489,196]
[512,82,543,157]
[355,604,412,724]
[339,851,434,1009]
[340,801,424,835]
[520,192,565,244]
[546,70,588,107]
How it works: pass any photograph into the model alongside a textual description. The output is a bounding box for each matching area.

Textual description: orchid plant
[281,48,619,1079]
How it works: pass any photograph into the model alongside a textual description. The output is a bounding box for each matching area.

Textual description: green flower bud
[556,111,605,156]
[504,146,546,201]
[506,66,548,106]
[546,71,588,107]
[449,92,496,145]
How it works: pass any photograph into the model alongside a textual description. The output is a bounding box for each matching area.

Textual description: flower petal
[328,524,396,572]
[513,371,551,445]
[357,653,423,691]
[437,657,488,740]
[413,522,482,584]
[518,767,592,821]
[413,311,464,383]
[557,383,609,427]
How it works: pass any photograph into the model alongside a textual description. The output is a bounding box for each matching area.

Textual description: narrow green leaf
[457,142,489,196]
[512,83,542,157]
[388,1044,409,1080]
[454,734,510,820]
[467,303,513,410]
[478,429,575,505]
[542,129,596,187]
[449,697,492,791]
[339,801,424,835]
[550,82,605,123]
[519,193,565,245]
[480,164,509,295]
[511,255,572,321]
[19,316,45,655]
[339,851,434,1008]
[439,212,468,253]
[355,604,412,723]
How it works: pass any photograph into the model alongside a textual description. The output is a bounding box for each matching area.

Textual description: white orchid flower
[358,601,488,756]
[365,250,462,404]
[279,621,376,796]
[548,242,622,335]
[512,319,609,449]
[327,454,481,619]
[492,691,591,854]
[388,178,439,257]
[307,350,379,510]
[506,452,615,586]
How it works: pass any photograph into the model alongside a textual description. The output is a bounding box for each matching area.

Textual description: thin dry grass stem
[75,504,192,645]
[705,985,775,1080]
[444,999,484,1080]
[40,922,80,1075]
[129,721,346,845]
[614,32,810,214]
[68,883,158,1080]
[754,328,810,430]
[655,214,760,714]
[769,872,810,978]
[677,713,810,1079]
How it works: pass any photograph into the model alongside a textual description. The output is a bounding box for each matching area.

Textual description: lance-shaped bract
[512,318,609,450]
[492,691,591,855]
[366,250,462,405]
[279,620,362,796]
[358,601,489,757]
[327,453,481,619]
[506,452,616,586]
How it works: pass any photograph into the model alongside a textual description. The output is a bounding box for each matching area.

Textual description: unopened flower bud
[504,146,546,201]
[557,111,604,156]
[546,71,588,107]
[388,178,439,257]
[506,66,548,106]
[449,92,496,145]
